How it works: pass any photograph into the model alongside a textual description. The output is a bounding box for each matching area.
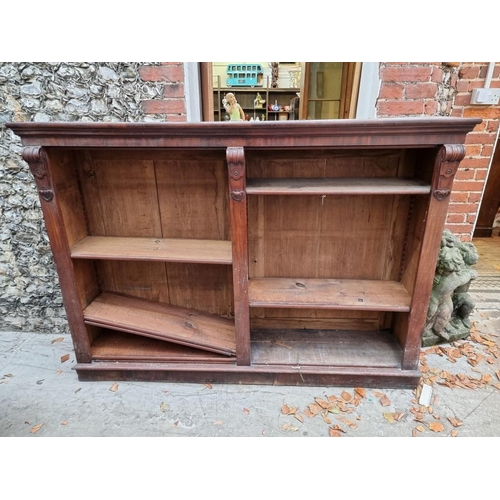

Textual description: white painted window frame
[355,62,381,120]
[184,62,202,122]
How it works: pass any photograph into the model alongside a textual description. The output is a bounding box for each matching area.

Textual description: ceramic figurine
[222,93,245,121]
[254,93,265,108]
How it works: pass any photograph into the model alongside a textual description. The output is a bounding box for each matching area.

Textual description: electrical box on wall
[471,88,500,105]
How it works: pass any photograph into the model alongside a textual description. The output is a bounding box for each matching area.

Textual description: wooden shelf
[71,236,232,264]
[84,292,236,356]
[248,278,411,311]
[246,178,431,196]
[91,330,234,363]
[251,329,403,368]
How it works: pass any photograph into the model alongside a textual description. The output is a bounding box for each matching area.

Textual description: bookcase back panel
[154,157,230,240]
[162,263,234,316]
[81,157,163,237]
[95,261,233,316]
[248,194,409,280]
[246,149,406,179]
[250,308,390,331]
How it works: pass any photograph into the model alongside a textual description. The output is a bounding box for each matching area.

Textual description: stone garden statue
[422,229,479,346]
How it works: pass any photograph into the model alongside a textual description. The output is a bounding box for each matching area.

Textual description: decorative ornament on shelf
[222,92,245,121]
[289,68,301,88]
[254,92,265,108]
[270,62,279,89]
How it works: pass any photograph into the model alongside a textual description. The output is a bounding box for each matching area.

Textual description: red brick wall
[139,63,187,121]
[377,62,500,241]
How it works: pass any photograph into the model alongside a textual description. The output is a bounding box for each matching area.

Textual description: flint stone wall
[0,62,168,333]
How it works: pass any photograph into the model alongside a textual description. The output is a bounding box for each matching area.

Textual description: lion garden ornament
[422,230,479,347]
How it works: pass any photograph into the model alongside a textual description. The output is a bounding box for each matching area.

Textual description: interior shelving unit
[8,118,480,388]
[213,76,299,121]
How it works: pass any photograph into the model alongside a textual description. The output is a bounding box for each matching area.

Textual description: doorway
[199,62,361,122]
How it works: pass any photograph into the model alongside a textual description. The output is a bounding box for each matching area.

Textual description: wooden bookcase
[7,118,480,388]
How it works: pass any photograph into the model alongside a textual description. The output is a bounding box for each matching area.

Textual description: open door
[299,62,361,120]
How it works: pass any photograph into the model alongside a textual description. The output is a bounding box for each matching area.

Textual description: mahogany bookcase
[7,118,480,388]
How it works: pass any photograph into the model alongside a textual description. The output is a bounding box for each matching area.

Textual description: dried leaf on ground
[380,396,391,407]
[384,413,396,423]
[482,374,492,383]
[303,408,315,418]
[327,405,341,415]
[416,425,425,433]
[307,403,322,416]
[243,408,250,415]
[60,354,70,363]
[315,398,330,409]
[321,412,331,425]
[329,427,342,437]
[412,429,418,437]
[341,391,352,402]
[372,391,385,398]
[204,383,213,389]
[294,413,303,423]
[214,420,223,425]
[451,430,458,437]
[340,417,358,429]
[30,423,44,434]
[448,417,463,427]
[281,404,298,415]
[56,370,62,375]
[109,383,119,392]
[282,423,299,432]
[61,421,69,426]
[354,387,366,398]
[429,422,445,432]
[51,337,64,344]
[160,402,168,413]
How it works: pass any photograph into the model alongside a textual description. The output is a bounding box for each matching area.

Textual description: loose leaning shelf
[7,118,480,388]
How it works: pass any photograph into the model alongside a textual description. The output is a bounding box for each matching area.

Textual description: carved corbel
[227,147,246,202]
[432,144,465,201]
[22,146,54,203]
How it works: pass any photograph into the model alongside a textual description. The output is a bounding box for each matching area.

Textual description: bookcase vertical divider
[227,147,251,365]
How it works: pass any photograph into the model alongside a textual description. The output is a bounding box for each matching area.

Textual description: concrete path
[1,307,499,438]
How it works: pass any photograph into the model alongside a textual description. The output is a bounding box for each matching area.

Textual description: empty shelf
[84,292,236,356]
[71,236,232,264]
[91,330,234,363]
[246,177,431,195]
[248,278,411,311]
